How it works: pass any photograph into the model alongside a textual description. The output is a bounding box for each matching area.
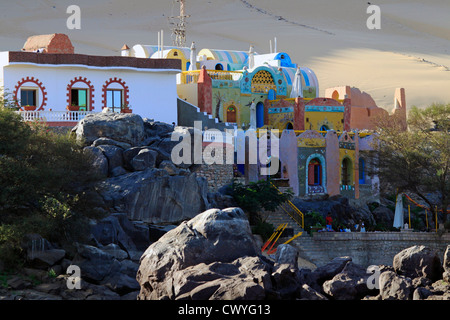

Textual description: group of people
[325,213,366,232]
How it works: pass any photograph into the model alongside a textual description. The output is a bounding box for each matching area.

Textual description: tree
[230,179,293,224]
[0,107,101,267]
[371,103,449,223]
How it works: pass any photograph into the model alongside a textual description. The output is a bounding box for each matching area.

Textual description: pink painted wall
[279,130,299,196]
[325,130,340,196]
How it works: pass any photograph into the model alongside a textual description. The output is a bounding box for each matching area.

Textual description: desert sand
[0,0,449,110]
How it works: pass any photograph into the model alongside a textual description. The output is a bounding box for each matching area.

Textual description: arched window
[341,158,352,186]
[215,63,224,70]
[286,122,294,130]
[332,90,339,100]
[308,159,322,186]
[320,125,329,131]
[359,158,366,184]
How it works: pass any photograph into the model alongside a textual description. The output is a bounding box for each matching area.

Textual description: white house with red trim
[0,34,181,126]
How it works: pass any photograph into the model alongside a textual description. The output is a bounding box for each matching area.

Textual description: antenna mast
[169,0,190,47]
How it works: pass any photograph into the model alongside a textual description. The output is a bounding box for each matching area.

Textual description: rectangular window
[21,89,37,106]
[71,89,88,107]
[106,89,123,112]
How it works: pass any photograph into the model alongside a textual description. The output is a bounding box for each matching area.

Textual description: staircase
[264,184,328,267]
[264,207,326,266]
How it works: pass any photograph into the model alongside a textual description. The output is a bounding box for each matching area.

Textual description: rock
[158,160,179,175]
[299,284,328,300]
[136,208,268,300]
[91,212,150,256]
[83,146,108,178]
[123,147,146,170]
[100,260,140,295]
[71,244,116,283]
[371,205,394,229]
[130,148,157,171]
[393,245,442,281]
[274,244,299,269]
[143,119,175,138]
[92,137,132,150]
[302,256,352,293]
[271,264,300,299]
[110,166,128,177]
[322,261,371,300]
[98,169,210,224]
[413,287,433,300]
[7,277,32,290]
[173,257,270,300]
[379,271,413,300]
[74,113,145,146]
[34,282,61,296]
[24,235,66,270]
[100,244,128,260]
[443,245,450,273]
[97,145,124,173]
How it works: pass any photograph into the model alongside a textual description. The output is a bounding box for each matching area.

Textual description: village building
[0,33,408,203]
[0,34,181,126]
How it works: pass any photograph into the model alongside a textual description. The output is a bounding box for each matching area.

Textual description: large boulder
[301,256,352,293]
[136,208,269,300]
[98,168,210,224]
[379,271,413,300]
[322,261,372,300]
[393,245,442,281]
[91,212,150,259]
[73,113,145,146]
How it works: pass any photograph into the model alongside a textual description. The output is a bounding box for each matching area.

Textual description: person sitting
[326,213,333,232]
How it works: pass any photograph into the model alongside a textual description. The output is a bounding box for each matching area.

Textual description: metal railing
[16,110,96,122]
[271,182,305,229]
[180,70,243,84]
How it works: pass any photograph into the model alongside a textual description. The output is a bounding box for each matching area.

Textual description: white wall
[3,63,179,124]
[0,52,10,91]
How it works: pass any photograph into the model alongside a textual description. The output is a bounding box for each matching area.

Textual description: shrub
[0,107,102,269]
[230,179,292,224]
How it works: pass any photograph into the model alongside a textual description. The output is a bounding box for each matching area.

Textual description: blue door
[256,102,264,128]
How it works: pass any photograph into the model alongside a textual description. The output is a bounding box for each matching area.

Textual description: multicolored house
[124,41,405,201]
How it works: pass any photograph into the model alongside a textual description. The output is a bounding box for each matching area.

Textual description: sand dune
[1,0,449,109]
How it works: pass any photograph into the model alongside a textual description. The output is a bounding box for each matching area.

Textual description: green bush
[253,221,275,242]
[230,179,293,224]
[0,107,102,269]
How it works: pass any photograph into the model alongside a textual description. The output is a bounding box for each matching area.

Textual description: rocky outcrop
[98,168,210,224]
[136,208,450,301]
[0,212,152,300]
[393,245,443,281]
[73,113,146,146]
[72,113,213,224]
[136,207,267,300]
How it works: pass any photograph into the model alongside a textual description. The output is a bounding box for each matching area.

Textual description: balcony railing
[180,70,243,84]
[16,110,97,122]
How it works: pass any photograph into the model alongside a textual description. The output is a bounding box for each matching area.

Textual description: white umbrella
[393,193,404,229]
[189,41,197,71]
[290,67,303,98]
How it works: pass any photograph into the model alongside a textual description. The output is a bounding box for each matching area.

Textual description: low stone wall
[308,231,450,267]
[194,143,234,193]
